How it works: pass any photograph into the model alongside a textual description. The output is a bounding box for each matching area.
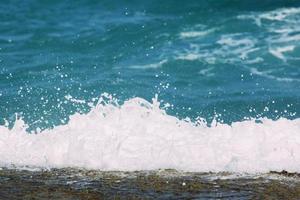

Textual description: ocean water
[0,0,300,172]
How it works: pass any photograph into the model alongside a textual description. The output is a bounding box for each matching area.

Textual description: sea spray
[0,94,299,173]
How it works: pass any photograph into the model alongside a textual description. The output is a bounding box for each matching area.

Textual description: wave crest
[0,95,300,173]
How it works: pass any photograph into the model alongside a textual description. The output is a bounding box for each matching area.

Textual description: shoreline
[1,168,300,199]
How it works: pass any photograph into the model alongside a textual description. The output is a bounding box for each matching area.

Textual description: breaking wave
[0,94,300,173]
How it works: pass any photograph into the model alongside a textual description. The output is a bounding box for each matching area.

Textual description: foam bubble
[0,95,300,173]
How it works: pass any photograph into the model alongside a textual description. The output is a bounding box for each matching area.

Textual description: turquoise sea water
[0,0,300,130]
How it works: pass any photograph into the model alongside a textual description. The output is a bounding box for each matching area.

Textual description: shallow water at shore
[1,168,300,199]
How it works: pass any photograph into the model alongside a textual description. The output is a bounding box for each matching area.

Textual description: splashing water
[0,94,300,173]
[0,1,300,173]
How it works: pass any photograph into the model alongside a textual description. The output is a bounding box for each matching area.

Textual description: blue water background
[0,0,300,130]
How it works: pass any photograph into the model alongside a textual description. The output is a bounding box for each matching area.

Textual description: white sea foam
[238,7,300,27]
[237,7,300,53]
[129,59,168,69]
[259,7,300,21]
[243,57,264,64]
[198,67,214,77]
[180,28,215,39]
[176,34,258,64]
[176,53,201,61]
[269,45,295,62]
[0,95,300,173]
[65,95,86,104]
[217,36,254,47]
[249,67,300,82]
[175,44,204,61]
